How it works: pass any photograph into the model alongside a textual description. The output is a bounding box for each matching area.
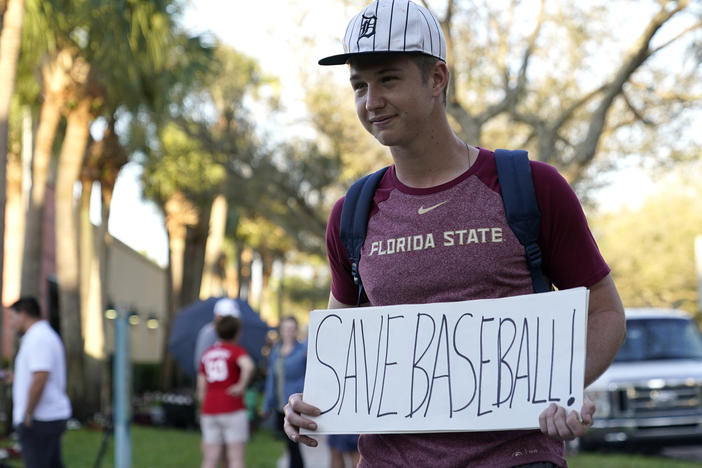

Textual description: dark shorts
[327,434,360,453]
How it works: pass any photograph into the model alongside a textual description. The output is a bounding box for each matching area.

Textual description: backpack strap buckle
[351,261,361,286]
[524,243,543,269]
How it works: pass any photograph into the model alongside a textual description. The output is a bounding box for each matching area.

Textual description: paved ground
[662,446,702,463]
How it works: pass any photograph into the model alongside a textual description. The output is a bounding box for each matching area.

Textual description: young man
[284,0,626,467]
[8,297,72,468]
[198,314,255,468]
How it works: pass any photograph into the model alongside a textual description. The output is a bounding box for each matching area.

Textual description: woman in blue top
[263,316,307,468]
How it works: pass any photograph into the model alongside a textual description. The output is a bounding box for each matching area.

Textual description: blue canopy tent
[168,297,271,378]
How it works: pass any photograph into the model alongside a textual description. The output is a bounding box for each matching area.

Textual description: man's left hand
[22,413,33,427]
[538,395,594,441]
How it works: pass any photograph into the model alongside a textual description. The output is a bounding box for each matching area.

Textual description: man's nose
[365,84,384,111]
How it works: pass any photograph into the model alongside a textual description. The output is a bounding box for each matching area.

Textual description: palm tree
[54,72,99,418]
[18,0,209,416]
[20,48,75,299]
[0,0,25,312]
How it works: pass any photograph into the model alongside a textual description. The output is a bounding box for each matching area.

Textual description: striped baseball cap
[319,0,446,66]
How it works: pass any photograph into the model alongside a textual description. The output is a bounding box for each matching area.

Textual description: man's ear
[431,61,449,98]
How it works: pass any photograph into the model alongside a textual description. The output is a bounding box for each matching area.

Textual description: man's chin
[372,132,400,147]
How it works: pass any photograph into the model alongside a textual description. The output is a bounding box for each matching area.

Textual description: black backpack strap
[495,149,550,293]
[340,166,390,305]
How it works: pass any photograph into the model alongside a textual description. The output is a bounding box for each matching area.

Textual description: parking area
[663,446,702,463]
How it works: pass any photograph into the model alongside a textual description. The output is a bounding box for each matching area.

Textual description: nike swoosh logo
[418,200,449,215]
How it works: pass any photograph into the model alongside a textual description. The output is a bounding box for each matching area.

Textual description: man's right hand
[283,392,321,447]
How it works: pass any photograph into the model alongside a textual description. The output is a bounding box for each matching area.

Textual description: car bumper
[582,415,702,445]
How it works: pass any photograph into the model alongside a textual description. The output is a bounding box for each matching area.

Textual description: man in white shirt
[9,297,72,468]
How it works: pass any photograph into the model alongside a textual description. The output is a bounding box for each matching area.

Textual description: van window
[615,318,702,362]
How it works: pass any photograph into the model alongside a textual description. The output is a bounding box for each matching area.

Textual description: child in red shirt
[198,314,254,468]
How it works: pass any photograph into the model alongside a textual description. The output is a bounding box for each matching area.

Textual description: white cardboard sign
[301,288,589,434]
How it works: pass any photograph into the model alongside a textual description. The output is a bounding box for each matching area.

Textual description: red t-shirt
[200,342,248,415]
[325,148,610,467]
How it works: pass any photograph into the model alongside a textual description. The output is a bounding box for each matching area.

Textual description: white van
[581,308,702,450]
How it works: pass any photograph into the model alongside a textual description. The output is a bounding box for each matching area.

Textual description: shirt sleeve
[234,345,249,360]
[26,333,53,372]
[531,161,610,289]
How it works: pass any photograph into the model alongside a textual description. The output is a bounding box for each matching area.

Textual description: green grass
[3,425,699,468]
[60,425,284,468]
[567,451,701,468]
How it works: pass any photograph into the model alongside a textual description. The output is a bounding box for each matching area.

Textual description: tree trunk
[55,97,92,419]
[159,247,178,390]
[276,259,285,322]
[2,145,22,360]
[181,211,208,306]
[0,0,22,426]
[169,225,185,307]
[234,243,243,299]
[98,184,112,408]
[259,248,274,321]
[79,178,92,334]
[164,192,196,312]
[81,187,105,364]
[79,177,103,415]
[0,0,24,313]
[3,142,23,297]
[224,251,239,299]
[200,194,227,299]
[21,54,70,298]
[160,191,198,389]
[238,245,253,303]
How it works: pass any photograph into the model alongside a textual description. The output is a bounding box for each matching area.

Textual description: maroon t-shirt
[325,148,610,467]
